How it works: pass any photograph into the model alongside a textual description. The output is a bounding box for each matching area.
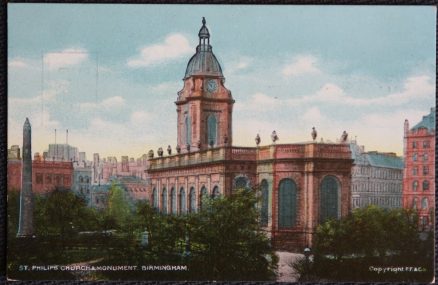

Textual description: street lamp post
[303,246,311,281]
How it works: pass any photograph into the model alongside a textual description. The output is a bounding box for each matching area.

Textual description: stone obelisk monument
[17,118,34,237]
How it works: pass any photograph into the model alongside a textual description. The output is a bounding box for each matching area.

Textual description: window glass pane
[189,187,196,213]
[207,115,217,146]
[320,176,339,223]
[261,180,269,226]
[278,179,297,228]
[179,188,186,214]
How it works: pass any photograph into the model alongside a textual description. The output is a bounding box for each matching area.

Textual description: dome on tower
[184,18,224,79]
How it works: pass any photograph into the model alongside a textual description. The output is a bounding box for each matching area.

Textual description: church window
[200,186,208,210]
[189,187,196,213]
[207,114,217,146]
[212,186,220,198]
[179,187,186,214]
[421,197,428,210]
[320,176,340,223]
[260,179,269,227]
[278,178,298,228]
[170,187,177,214]
[422,180,429,191]
[152,188,158,209]
[234,176,249,190]
[185,115,192,145]
[161,188,168,214]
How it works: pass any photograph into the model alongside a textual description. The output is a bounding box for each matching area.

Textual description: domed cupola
[184,17,223,79]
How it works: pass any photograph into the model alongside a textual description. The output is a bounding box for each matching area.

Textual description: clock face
[206,79,217,92]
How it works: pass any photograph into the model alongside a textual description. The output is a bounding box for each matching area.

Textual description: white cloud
[44,48,88,71]
[282,55,321,77]
[8,58,29,69]
[80,96,126,111]
[127,34,192,68]
[130,111,152,125]
[235,92,281,112]
[9,80,69,107]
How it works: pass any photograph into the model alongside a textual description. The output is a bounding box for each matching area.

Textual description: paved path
[276,251,303,282]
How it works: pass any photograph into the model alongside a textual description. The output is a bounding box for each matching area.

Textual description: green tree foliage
[297,205,433,282]
[106,183,132,230]
[186,188,278,281]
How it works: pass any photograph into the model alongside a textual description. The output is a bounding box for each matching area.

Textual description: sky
[8,4,436,159]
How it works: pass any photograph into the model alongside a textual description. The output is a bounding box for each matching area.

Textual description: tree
[106,182,132,230]
[187,188,278,281]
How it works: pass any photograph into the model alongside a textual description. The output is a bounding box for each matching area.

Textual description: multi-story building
[72,160,92,203]
[7,145,22,191]
[45,143,79,162]
[403,107,435,231]
[146,18,353,250]
[350,142,403,209]
[32,152,74,194]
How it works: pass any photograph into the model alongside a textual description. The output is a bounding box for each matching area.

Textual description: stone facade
[350,142,403,209]
[146,19,353,251]
[73,160,92,203]
[403,108,435,231]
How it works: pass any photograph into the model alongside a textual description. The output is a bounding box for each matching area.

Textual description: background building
[403,107,435,231]
[32,152,74,194]
[350,142,403,209]
[73,160,92,204]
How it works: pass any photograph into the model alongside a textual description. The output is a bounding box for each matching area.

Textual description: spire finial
[202,17,206,26]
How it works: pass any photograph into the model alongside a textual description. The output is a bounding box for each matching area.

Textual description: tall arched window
[320,176,340,223]
[412,197,418,209]
[207,114,217,146]
[189,187,196,213]
[179,187,186,214]
[185,115,192,145]
[421,197,428,210]
[413,180,419,191]
[422,180,430,191]
[161,188,168,214]
[152,187,158,209]
[170,187,177,215]
[200,186,208,210]
[260,179,269,227]
[212,186,220,198]
[278,178,298,228]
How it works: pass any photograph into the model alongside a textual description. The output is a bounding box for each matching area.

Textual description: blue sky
[8,4,436,158]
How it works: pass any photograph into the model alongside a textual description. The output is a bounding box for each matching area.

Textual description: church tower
[176,18,234,153]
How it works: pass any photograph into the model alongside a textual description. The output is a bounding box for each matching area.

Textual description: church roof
[184,18,223,79]
[411,107,436,132]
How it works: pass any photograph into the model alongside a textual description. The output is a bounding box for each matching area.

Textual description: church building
[147,18,353,250]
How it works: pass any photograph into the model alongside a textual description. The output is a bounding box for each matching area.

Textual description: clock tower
[176,18,234,153]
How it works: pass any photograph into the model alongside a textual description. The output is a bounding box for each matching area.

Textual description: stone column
[17,118,34,237]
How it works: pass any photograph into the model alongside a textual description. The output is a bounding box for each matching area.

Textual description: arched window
[200,186,208,210]
[422,180,430,191]
[212,186,220,198]
[161,188,168,214]
[85,176,90,183]
[320,176,340,223]
[152,188,158,209]
[413,180,418,191]
[260,179,269,226]
[234,176,249,190]
[189,187,196,213]
[170,187,177,215]
[421,197,428,210]
[79,176,83,183]
[423,153,428,161]
[179,187,186,214]
[278,178,298,228]
[185,115,192,145]
[413,153,417,161]
[412,197,418,209]
[207,114,217,146]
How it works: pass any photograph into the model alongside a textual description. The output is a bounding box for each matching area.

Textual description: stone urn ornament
[341,130,348,143]
[186,144,191,152]
[271,130,279,144]
[157,147,163,157]
[255,133,261,146]
[176,145,181,154]
[197,140,202,149]
[311,127,317,141]
[167,145,172,155]
[148,149,154,159]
